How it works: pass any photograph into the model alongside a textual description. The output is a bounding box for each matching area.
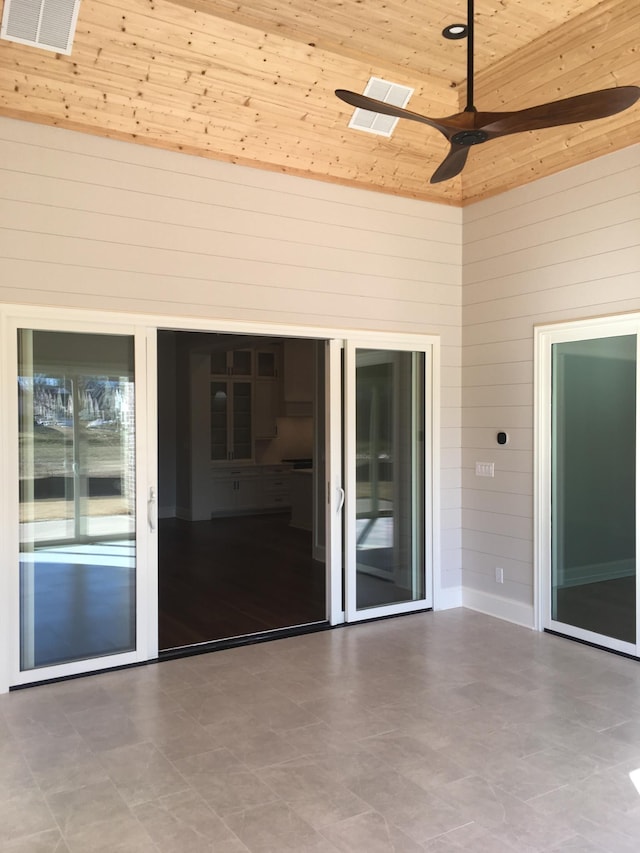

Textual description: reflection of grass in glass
[20,423,133,523]
[20,425,125,478]
[356,482,393,501]
[20,497,130,522]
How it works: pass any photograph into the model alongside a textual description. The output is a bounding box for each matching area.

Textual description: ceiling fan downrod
[465,0,475,112]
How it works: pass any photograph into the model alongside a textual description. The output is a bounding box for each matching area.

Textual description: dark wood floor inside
[158,514,327,650]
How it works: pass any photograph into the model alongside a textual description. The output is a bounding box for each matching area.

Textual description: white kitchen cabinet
[210,465,291,517]
[211,467,263,515]
[262,466,291,510]
[254,379,279,439]
[282,339,314,416]
[255,347,279,379]
[254,346,280,438]
[211,348,252,377]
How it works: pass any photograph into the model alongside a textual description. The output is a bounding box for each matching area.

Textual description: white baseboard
[462,587,535,629]
[557,558,634,589]
[435,585,463,610]
[158,505,176,519]
[175,506,192,521]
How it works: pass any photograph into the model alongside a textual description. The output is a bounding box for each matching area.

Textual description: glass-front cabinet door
[7,322,154,686]
[210,379,252,461]
[344,342,432,621]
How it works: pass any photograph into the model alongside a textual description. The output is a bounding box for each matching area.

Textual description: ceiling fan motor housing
[451,129,489,146]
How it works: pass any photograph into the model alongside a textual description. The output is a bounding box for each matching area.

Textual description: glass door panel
[230,349,252,376]
[345,345,429,620]
[232,381,252,460]
[18,330,137,671]
[210,380,228,461]
[550,334,637,646]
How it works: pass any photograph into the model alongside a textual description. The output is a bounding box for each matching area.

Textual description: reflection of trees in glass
[21,374,133,479]
[28,374,125,428]
[356,360,393,488]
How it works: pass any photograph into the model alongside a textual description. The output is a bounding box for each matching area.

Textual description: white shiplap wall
[462,144,640,627]
[0,117,463,603]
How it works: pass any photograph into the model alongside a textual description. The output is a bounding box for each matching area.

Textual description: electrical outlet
[495,567,504,584]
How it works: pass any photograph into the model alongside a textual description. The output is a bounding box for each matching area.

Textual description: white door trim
[534,312,640,654]
[326,339,344,625]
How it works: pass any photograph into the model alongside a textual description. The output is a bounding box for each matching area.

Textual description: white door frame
[326,339,345,625]
[343,338,437,622]
[0,303,441,692]
[0,307,158,691]
[535,313,640,654]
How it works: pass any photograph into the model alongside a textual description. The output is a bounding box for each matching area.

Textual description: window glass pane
[18,330,136,670]
[355,349,425,609]
[551,335,636,643]
[211,381,228,461]
[230,350,252,375]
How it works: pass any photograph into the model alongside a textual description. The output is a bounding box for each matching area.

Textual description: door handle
[147,486,157,531]
[337,486,345,513]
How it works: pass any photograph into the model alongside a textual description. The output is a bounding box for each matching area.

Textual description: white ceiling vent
[1,0,81,55]
[348,77,414,137]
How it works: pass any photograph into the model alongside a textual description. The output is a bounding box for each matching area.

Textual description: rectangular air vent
[348,77,414,137]
[1,0,81,55]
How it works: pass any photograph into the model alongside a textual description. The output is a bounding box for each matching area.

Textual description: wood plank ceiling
[0,0,638,205]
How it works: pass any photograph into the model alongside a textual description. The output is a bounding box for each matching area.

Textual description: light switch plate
[475,462,495,477]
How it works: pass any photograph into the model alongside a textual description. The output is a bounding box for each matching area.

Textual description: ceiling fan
[335,0,640,183]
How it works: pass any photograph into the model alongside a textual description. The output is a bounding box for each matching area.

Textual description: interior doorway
[156,330,327,650]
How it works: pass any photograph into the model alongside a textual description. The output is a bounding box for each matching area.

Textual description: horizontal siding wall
[462,144,640,627]
[0,117,463,602]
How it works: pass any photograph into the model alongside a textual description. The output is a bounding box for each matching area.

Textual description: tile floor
[2,609,640,852]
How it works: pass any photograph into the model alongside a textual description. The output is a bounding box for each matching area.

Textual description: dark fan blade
[479,86,640,137]
[430,144,470,183]
[335,89,451,137]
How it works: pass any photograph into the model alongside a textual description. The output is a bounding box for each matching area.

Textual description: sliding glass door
[344,342,432,620]
[538,319,639,655]
[7,321,155,685]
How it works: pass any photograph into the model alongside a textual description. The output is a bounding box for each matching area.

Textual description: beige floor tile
[65,705,146,753]
[4,612,640,851]
[222,800,328,851]
[63,813,158,853]
[320,809,424,852]
[0,753,38,799]
[225,727,306,769]
[199,767,281,817]
[151,720,225,762]
[423,821,520,851]
[134,790,247,852]
[0,788,58,844]
[0,828,70,852]
[31,749,110,798]
[99,740,191,806]
[348,767,469,843]
[45,779,132,838]
[256,757,370,829]
[2,701,76,743]
[438,775,577,850]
